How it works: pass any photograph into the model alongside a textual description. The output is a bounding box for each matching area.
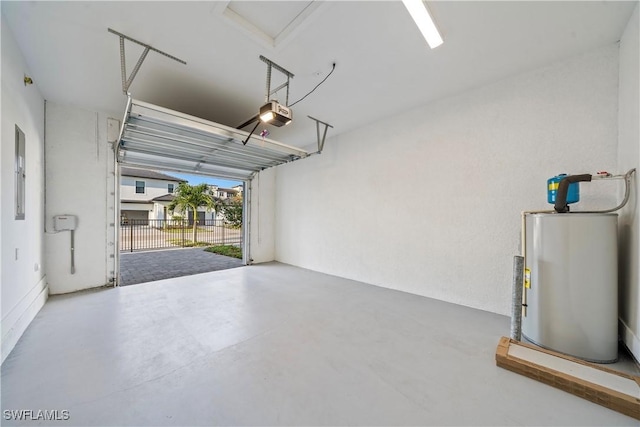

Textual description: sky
[169,172,242,189]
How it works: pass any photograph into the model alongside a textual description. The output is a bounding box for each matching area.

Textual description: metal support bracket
[236,56,294,130]
[260,55,294,104]
[108,28,186,94]
[308,115,333,153]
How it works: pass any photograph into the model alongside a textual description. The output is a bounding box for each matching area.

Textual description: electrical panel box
[54,215,77,231]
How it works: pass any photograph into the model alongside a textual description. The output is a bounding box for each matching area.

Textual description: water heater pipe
[572,168,636,214]
[554,174,593,213]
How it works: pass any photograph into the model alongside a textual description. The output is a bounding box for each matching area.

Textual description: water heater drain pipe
[512,168,636,340]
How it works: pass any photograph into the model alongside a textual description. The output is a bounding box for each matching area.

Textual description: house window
[15,125,25,220]
[135,181,145,194]
[168,183,174,193]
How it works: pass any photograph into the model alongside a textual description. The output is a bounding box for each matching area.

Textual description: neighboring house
[120,167,239,225]
[232,184,244,196]
[210,185,241,200]
[120,167,186,223]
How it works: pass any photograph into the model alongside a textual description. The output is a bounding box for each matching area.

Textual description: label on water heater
[524,268,531,289]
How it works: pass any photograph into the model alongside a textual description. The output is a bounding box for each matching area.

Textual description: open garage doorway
[113,98,311,287]
[117,166,246,286]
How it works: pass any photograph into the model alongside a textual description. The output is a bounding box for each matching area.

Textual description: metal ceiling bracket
[259,55,294,104]
[108,28,186,94]
[308,116,333,153]
[236,56,294,130]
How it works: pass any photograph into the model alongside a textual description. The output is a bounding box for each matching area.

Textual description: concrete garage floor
[1,263,637,426]
[119,247,244,286]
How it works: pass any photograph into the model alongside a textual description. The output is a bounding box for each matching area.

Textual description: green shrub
[168,239,209,247]
[204,245,242,259]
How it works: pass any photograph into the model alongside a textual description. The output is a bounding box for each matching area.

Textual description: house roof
[121,199,153,204]
[218,188,238,194]
[120,194,175,203]
[152,194,176,202]
[120,167,186,183]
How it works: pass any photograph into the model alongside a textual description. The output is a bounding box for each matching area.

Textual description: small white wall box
[54,215,77,231]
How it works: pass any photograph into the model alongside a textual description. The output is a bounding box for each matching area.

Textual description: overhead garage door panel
[117,98,310,180]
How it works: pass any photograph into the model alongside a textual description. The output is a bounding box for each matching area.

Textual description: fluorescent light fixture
[402,0,443,49]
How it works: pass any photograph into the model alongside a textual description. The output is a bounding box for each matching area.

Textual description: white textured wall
[617,4,640,360]
[248,168,276,263]
[275,45,620,316]
[45,102,117,294]
[1,17,47,363]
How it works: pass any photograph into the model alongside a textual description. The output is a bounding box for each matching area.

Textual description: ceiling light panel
[402,0,443,49]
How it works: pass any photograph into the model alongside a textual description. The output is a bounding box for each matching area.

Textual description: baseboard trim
[1,277,48,364]
[620,318,640,363]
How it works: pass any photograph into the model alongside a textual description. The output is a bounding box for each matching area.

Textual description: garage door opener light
[259,101,292,127]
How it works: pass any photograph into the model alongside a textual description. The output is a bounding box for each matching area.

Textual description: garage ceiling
[2,1,636,151]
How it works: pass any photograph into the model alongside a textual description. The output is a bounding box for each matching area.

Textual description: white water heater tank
[521,213,618,362]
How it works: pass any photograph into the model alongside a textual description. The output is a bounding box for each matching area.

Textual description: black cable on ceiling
[288,62,336,108]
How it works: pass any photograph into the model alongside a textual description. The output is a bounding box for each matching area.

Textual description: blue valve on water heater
[547,174,580,205]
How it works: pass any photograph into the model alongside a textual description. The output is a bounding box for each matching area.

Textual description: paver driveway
[119,247,244,286]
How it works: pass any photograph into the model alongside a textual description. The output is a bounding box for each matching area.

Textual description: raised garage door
[116,97,312,267]
[116,97,310,181]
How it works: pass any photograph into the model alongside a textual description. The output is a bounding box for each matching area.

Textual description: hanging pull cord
[243,121,261,146]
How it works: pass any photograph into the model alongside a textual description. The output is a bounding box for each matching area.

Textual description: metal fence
[120,219,242,252]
